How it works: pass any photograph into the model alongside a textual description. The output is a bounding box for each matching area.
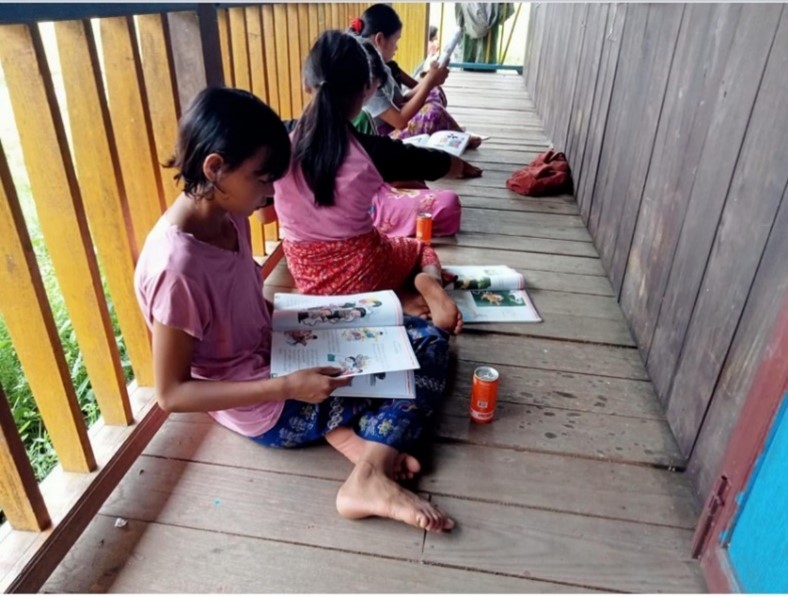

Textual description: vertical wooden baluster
[273,4,292,119]
[98,16,166,252]
[0,24,132,427]
[0,137,95,471]
[0,386,51,531]
[217,9,234,86]
[135,13,181,201]
[54,19,154,388]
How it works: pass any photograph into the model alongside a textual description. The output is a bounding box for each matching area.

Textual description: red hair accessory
[349,17,363,34]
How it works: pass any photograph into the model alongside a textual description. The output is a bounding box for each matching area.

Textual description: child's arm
[152,320,349,412]
[378,64,448,129]
[397,69,420,90]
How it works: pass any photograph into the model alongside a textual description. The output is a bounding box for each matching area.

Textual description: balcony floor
[42,71,705,593]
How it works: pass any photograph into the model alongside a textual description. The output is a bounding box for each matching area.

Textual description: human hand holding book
[270,290,420,399]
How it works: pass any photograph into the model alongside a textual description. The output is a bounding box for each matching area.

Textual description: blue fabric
[252,316,449,453]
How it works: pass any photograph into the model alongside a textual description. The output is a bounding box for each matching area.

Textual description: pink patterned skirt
[378,88,463,140]
[283,229,441,295]
[371,184,461,238]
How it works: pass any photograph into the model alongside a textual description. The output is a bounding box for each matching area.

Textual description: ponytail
[293,30,370,207]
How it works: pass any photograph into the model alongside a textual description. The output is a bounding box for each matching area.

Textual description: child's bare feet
[337,461,454,532]
[414,273,463,335]
[467,135,483,150]
[327,429,421,480]
[398,288,430,319]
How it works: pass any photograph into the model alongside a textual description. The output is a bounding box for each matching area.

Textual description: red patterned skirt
[283,229,441,295]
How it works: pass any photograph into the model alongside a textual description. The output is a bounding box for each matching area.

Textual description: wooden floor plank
[453,193,581,216]
[43,515,588,593]
[426,444,697,528]
[437,231,601,259]
[144,417,692,527]
[456,334,649,380]
[423,497,706,593]
[460,208,593,242]
[99,456,427,560]
[436,245,605,276]
[452,360,662,419]
[436,396,684,466]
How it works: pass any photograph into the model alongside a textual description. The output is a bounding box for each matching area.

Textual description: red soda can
[416,212,433,245]
[470,366,499,423]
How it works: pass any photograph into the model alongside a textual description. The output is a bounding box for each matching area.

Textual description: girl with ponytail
[275,30,476,335]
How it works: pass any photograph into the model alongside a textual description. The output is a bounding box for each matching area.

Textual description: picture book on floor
[270,290,419,399]
[442,265,542,324]
[401,130,472,157]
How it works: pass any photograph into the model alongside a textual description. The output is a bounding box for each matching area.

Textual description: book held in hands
[270,290,419,399]
[442,265,542,324]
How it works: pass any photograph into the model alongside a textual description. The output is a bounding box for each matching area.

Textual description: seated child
[349,38,474,237]
[134,86,455,533]
[350,4,481,148]
[274,30,475,333]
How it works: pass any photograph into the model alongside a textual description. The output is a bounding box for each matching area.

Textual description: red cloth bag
[506,150,573,196]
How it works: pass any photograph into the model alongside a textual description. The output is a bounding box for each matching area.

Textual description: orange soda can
[416,212,433,245]
[470,366,499,423]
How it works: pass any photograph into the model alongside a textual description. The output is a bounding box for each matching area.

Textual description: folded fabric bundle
[506,150,573,196]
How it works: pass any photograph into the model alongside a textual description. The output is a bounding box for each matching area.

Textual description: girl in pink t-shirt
[134,87,455,533]
[276,30,477,335]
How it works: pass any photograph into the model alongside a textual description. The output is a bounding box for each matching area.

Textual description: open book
[270,290,419,399]
[443,265,542,324]
[402,130,471,157]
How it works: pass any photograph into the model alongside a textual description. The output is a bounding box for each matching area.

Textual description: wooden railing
[0,3,427,591]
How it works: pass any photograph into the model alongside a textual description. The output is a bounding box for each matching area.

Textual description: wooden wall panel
[564,4,608,194]
[664,10,788,454]
[646,6,782,400]
[524,3,788,502]
[688,187,788,501]
[620,4,742,360]
[575,4,626,225]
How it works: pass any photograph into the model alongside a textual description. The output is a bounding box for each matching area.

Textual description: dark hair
[359,38,387,84]
[166,87,290,199]
[293,30,369,207]
[358,4,402,39]
[429,25,438,41]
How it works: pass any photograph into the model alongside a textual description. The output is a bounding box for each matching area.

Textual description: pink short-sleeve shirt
[134,212,284,437]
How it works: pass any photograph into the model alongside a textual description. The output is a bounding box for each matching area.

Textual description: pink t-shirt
[274,134,385,242]
[134,212,284,437]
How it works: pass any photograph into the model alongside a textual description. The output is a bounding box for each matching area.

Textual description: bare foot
[337,461,455,532]
[414,273,463,335]
[467,135,483,150]
[393,452,422,481]
[327,429,422,480]
[398,288,430,319]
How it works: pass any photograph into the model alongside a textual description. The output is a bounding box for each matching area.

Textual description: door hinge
[691,475,730,558]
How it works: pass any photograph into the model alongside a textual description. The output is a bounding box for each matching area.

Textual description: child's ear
[203,153,225,184]
[372,32,386,48]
